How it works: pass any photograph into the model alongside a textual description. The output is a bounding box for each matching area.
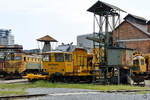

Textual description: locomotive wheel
[73,77,80,83]
[50,74,55,83]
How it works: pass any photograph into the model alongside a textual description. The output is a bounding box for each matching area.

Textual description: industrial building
[77,33,105,52]
[77,34,96,49]
[113,14,150,53]
[0,29,14,45]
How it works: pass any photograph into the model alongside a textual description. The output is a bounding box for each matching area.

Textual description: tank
[107,47,133,66]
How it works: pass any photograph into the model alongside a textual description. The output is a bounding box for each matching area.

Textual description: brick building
[113,14,150,53]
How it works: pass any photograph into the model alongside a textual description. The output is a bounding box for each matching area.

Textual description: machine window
[65,54,72,62]
[24,57,26,61]
[133,59,139,65]
[141,59,144,65]
[11,55,15,60]
[43,54,51,62]
[55,53,64,62]
[6,56,11,61]
[70,55,72,61]
[16,56,22,60]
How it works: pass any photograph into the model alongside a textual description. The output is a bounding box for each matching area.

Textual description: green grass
[0,83,28,96]
[27,80,149,91]
[139,91,150,94]
[0,90,27,96]
[0,80,149,96]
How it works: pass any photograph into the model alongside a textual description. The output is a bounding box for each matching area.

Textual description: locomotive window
[141,59,144,65]
[43,54,51,62]
[16,56,21,60]
[70,55,72,61]
[6,56,11,61]
[65,54,72,62]
[133,59,139,65]
[11,55,15,60]
[24,57,26,61]
[55,53,64,62]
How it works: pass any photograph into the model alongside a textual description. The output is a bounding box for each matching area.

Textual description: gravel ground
[26,88,98,94]
[23,88,150,100]
[26,93,150,100]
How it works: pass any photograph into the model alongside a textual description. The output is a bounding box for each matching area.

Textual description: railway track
[0,94,47,99]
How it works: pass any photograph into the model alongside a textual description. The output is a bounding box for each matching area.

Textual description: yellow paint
[132,55,146,74]
[42,48,99,78]
[5,53,26,74]
[4,53,42,74]
[145,54,150,73]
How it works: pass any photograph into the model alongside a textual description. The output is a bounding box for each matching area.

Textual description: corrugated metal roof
[37,35,58,42]
[126,20,150,37]
[87,1,126,15]
[124,14,147,22]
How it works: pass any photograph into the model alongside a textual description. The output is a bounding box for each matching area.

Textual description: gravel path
[23,88,150,100]
[26,88,98,94]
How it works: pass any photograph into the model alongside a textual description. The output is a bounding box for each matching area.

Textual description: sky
[0,0,149,50]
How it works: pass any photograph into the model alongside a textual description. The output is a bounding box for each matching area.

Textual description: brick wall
[113,21,149,40]
[125,40,150,53]
[113,21,150,53]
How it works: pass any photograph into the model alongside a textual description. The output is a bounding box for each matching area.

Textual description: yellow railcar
[41,48,98,81]
[132,55,146,75]
[25,55,42,74]
[5,53,26,76]
[4,53,42,78]
[42,51,73,76]
[130,53,147,83]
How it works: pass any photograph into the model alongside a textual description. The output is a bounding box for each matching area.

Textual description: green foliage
[0,80,149,96]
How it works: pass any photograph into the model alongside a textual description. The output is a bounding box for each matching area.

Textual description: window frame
[141,59,145,65]
[55,53,64,62]
[43,54,51,62]
[65,54,72,62]
[16,56,22,60]
[11,55,15,60]
[133,59,139,65]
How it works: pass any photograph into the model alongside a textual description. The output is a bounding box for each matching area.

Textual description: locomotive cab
[133,56,146,75]
[5,53,26,75]
[42,52,73,76]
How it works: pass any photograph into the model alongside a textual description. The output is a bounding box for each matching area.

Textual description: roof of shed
[124,14,147,22]
[87,1,126,15]
[114,14,150,37]
[127,20,150,36]
[37,35,58,42]
[114,20,150,37]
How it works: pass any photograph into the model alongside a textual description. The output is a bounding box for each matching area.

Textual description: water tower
[87,1,126,84]
[37,35,58,52]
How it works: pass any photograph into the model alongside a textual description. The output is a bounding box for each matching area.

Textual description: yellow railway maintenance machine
[24,48,99,82]
[131,53,147,84]
[4,53,42,79]
[5,53,26,78]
